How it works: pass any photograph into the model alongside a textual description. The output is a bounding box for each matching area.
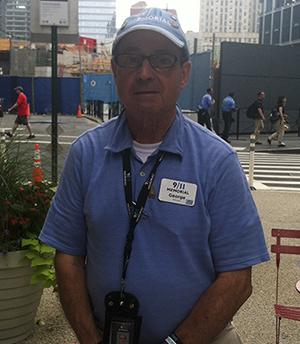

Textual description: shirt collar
[105,107,184,158]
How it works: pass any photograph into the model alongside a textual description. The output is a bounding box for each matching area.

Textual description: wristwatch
[164,332,182,344]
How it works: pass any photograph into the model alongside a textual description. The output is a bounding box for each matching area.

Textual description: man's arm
[258,107,265,120]
[175,267,252,344]
[55,251,102,344]
[278,105,285,121]
[8,102,17,112]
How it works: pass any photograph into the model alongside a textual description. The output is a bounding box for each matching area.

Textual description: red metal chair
[271,228,300,344]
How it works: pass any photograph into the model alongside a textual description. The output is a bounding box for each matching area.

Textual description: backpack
[246,103,257,119]
[269,108,279,123]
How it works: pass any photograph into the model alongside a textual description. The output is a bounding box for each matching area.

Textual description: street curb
[82,115,102,124]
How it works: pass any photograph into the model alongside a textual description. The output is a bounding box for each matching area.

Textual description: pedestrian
[39,8,269,344]
[268,96,288,147]
[221,92,236,143]
[249,91,266,144]
[198,87,215,130]
[6,86,35,139]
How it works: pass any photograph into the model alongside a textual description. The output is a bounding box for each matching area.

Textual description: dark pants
[198,110,212,131]
[15,115,28,125]
[222,111,232,140]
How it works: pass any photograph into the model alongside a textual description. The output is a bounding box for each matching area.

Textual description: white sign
[158,178,197,207]
[40,0,69,27]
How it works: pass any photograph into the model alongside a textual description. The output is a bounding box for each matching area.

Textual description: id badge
[103,292,142,344]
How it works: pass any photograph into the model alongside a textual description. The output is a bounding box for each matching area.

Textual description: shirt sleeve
[230,99,236,110]
[207,152,270,272]
[39,141,87,256]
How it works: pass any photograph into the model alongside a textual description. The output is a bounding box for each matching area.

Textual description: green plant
[22,237,56,288]
[0,137,56,287]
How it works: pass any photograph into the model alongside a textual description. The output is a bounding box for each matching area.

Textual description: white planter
[0,250,43,344]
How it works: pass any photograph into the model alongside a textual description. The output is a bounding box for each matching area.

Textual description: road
[237,151,300,191]
[2,114,300,191]
[1,114,98,180]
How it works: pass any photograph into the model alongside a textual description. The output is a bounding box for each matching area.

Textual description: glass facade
[275,0,285,9]
[272,11,281,44]
[1,0,31,40]
[282,7,292,42]
[78,0,116,41]
[292,4,300,40]
[266,0,273,12]
[260,0,300,45]
[264,14,272,44]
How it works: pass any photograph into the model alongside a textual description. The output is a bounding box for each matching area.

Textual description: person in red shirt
[6,86,35,139]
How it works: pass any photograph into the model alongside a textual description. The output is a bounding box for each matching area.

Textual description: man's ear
[180,61,192,90]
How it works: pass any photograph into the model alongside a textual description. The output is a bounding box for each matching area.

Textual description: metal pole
[51,26,58,185]
[210,33,216,89]
[236,108,240,140]
[249,134,256,191]
[193,38,198,54]
[31,77,35,114]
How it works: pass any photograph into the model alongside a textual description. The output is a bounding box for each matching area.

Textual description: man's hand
[8,103,17,112]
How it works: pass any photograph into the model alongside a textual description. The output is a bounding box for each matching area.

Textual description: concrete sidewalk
[182,110,300,154]
[230,132,300,154]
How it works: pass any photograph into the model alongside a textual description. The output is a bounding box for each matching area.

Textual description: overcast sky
[116,0,200,32]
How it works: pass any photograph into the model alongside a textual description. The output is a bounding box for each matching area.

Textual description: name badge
[158,178,197,207]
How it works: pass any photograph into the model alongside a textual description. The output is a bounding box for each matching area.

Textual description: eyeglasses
[113,54,180,69]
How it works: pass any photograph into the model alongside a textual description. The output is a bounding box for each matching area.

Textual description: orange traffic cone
[76,104,82,118]
[32,143,44,183]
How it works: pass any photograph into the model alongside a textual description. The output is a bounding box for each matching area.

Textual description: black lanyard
[121,148,165,295]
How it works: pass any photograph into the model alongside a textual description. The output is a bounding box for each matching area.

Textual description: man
[6,86,35,139]
[198,88,215,130]
[221,92,236,143]
[40,8,269,344]
[252,91,266,144]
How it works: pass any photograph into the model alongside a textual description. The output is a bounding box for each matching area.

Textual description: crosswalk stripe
[237,151,300,191]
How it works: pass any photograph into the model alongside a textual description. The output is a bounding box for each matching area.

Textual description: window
[272,11,281,44]
[266,0,273,12]
[275,0,285,8]
[292,4,300,40]
[282,7,292,42]
[264,14,272,44]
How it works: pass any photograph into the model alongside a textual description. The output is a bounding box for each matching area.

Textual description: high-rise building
[130,1,147,16]
[259,0,300,46]
[0,0,31,40]
[0,1,6,38]
[193,0,260,56]
[78,0,117,42]
[130,2,177,17]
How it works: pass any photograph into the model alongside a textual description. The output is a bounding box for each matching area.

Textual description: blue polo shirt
[40,109,269,344]
[222,96,236,112]
[201,93,214,110]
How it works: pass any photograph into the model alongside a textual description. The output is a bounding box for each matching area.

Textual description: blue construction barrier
[0,76,80,115]
[83,74,118,103]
